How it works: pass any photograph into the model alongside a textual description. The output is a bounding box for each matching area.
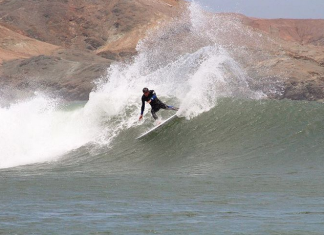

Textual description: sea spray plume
[132,2,267,118]
[0,2,283,169]
[187,2,286,98]
[91,1,270,123]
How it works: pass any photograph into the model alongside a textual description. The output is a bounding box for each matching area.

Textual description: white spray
[0,2,265,169]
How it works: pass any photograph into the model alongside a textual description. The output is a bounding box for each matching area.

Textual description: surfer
[139,87,178,120]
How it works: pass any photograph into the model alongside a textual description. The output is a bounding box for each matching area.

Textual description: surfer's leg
[159,103,178,111]
[151,109,159,120]
[166,105,179,111]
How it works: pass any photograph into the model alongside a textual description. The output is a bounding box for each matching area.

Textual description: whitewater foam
[0,2,268,168]
[0,95,105,168]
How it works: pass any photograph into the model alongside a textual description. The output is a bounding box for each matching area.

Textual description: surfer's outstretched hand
[139,115,143,121]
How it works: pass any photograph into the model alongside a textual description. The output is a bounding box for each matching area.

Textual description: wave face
[0,2,298,169]
[77,98,324,176]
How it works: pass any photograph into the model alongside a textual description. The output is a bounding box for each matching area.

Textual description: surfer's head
[142,87,149,96]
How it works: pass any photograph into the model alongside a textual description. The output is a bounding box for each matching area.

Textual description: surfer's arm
[139,97,145,120]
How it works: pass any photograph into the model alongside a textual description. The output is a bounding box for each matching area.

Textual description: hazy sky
[194,0,324,19]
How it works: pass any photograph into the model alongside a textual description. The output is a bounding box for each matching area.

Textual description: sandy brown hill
[237,16,324,100]
[242,18,324,46]
[0,0,185,101]
[0,20,113,100]
[0,23,59,63]
[0,0,184,59]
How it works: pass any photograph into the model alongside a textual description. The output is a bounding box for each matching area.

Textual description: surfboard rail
[136,114,178,139]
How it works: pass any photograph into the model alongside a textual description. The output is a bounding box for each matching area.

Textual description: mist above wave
[0,2,272,169]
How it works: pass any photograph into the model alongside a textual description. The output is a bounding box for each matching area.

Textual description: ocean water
[1,2,324,235]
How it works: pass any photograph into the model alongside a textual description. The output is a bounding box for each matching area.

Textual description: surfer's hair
[142,87,149,93]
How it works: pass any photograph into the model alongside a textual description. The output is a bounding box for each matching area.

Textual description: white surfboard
[136,114,178,139]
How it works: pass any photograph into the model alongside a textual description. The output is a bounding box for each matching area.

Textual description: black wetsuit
[141,90,168,120]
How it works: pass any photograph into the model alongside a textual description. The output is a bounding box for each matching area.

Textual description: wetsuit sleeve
[150,90,157,101]
[141,96,145,115]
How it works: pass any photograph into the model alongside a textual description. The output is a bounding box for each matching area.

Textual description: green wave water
[91,98,324,175]
[1,98,324,235]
